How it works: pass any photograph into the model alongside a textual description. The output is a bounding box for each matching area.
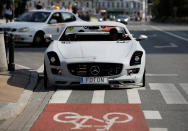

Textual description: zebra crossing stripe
[143,110,162,120]
[49,90,72,103]
[180,83,188,95]
[91,90,105,103]
[149,83,188,104]
[149,128,168,131]
[127,89,141,104]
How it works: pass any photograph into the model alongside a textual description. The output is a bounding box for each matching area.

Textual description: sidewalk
[0,64,38,120]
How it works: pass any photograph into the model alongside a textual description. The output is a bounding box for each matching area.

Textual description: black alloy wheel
[33,32,44,46]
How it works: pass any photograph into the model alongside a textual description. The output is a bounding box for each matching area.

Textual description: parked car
[44,21,147,89]
[0,10,82,46]
[116,15,129,25]
[90,14,103,22]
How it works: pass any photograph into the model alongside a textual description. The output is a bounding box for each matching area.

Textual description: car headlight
[117,19,121,22]
[18,27,29,32]
[130,51,143,66]
[99,18,103,21]
[47,51,60,66]
[124,18,128,22]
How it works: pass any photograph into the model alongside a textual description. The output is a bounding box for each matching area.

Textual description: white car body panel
[0,10,82,44]
[44,21,146,87]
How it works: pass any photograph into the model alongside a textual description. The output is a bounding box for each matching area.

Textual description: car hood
[57,41,133,59]
[0,22,45,29]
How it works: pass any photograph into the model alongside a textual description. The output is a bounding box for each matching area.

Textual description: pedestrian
[3,1,13,23]
[61,5,66,11]
[36,1,43,10]
[49,2,54,10]
[66,5,72,12]
[54,3,60,10]
[72,2,78,14]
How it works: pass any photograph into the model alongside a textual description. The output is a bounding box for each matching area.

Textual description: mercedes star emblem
[90,66,100,75]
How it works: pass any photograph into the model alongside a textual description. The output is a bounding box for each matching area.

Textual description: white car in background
[44,21,147,89]
[0,10,82,46]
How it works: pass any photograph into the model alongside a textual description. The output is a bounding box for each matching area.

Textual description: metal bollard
[8,34,15,71]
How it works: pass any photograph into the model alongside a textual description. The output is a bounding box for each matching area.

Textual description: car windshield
[116,15,128,19]
[15,11,50,22]
[60,26,131,41]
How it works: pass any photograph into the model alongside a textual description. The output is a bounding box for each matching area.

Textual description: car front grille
[67,63,123,77]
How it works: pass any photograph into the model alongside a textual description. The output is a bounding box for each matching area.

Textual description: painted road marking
[143,111,162,120]
[91,90,105,103]
[150,128,168,131]
[150,25,188,42]
[31,104,149,131]
[127,89,141,104]
[37,64,44,73]
[16,64,31,69]
[49,90,72,103]
[53,112,133,130]
[149,83,188,104]
[180,83,188,95]
[146,74,178,77]
[154,43,178,48]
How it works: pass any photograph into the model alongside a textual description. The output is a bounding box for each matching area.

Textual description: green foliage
[151,0,188,20]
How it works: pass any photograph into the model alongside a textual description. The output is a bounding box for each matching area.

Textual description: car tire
[33,32,44,47]
[44,63,51,90]
[141,69,146,87]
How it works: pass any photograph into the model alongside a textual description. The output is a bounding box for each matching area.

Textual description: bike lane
[31,104,149,131]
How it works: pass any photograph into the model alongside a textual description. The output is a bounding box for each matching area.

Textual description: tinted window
[49,12,63,23]
[62,12,76,22]
[15,12,50,22]
[60,26,131,41]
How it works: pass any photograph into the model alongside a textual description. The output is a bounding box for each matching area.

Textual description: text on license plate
[80,77,108,84]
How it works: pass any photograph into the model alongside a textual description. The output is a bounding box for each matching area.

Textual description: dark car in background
[116,15,129,25]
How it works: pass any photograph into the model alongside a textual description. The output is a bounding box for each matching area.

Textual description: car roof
[30,9,71,14]
[65,21,127,28]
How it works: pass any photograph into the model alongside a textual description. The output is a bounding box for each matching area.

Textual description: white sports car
[44,21,147,89]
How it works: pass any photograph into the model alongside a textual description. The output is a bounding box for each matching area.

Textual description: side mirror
[136,35,148,41]
[44,34,53,43]
[49,19,57,24]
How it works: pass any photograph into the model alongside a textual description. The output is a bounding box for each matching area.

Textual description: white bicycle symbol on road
[53,112,133,131]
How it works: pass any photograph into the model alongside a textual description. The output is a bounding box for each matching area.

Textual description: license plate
[80,77,108,84]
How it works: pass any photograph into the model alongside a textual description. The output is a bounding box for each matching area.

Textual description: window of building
[107,2,110,8]
[117,2,119,8]
[121,2,124,8]
[112,2,114,8]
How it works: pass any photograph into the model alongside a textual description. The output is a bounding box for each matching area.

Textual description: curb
[0,70,38,120]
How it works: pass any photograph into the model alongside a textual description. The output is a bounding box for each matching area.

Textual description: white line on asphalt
[150,25,188,42]
[149,83,188,104]
[49,90,72,103]
[146,74,178,77]
[127,89,141,104]
[37,64,44,73]
[149,128,168,131]
[143,110,162,120]
[154,43,178,48]
[91,90,105,103]
[180,83,188,95]
[16,64,31,69]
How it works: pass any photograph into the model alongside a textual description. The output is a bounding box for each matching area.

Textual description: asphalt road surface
[3,22,188,131]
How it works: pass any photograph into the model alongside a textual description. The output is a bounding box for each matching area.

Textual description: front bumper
[12,32,34,43]
[46,63,144,87]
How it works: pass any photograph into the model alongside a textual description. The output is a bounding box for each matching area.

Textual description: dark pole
[8,33,15,71]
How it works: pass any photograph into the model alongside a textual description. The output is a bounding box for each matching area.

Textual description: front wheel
[33,32,44,47]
